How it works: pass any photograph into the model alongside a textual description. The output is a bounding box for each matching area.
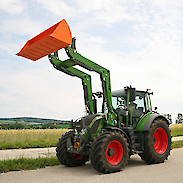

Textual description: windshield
[134,92,151,112]
[112,91,151,112]
[112,96,126,110]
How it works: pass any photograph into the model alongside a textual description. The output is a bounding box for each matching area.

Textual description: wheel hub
[106,140,123,165]
[107,148,115,156]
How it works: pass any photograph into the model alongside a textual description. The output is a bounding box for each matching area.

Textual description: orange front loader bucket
[16,19,72,61]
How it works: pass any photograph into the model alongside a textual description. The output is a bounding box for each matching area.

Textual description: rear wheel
[139,118,171,164]
[56,132,88,166]
[90,131,129,173]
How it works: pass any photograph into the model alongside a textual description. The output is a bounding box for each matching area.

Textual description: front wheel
[56,132,89,167]
[90,131,129,173]
[139,118,171,164]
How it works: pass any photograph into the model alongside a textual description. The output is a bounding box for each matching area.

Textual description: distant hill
[0,117,70,129]
[0,117,70,125]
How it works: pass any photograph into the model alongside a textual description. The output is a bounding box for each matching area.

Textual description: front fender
[102,126,131,151]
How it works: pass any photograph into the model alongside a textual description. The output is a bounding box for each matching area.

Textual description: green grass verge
[171,141,183,149]
[171,131,183,137]
[0,156,60,173]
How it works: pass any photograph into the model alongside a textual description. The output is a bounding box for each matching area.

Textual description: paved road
[0,136,182,161]
[0,147,56,160]
[1,147,183,183]
[172,136,183,141]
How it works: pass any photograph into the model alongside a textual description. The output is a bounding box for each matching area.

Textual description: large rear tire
[56,132,89,167]
[90,131,129,173]
[139,118,171,164]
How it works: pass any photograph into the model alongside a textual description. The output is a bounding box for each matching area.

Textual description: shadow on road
[127,156,147,168]
[55,155,147,176]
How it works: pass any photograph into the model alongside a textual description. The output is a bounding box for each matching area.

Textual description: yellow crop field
[0,129,69,143]
[169,123,183,137]
[169,123,183,129]
[0,129,69,149]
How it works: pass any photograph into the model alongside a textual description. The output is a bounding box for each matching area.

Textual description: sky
[0,0,183,123]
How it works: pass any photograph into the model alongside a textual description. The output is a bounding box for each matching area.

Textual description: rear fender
[142,114,169,131]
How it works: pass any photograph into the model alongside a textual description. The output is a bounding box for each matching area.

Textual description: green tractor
[17,19,171,173]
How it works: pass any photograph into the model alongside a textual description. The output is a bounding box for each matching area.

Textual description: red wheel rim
[70,153,84,160]
[153,127,168,154]
[106,140,123,165]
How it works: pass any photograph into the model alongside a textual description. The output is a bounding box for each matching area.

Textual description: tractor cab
[112,88,152,127]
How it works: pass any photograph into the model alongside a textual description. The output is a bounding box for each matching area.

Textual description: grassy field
[0,129,69,149]
[169,123,183,137]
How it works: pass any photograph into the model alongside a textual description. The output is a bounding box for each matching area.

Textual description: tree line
[0,121,69,129]
[164,113,183,124]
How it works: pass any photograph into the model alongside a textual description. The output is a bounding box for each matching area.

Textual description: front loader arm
[48,52,94,115]
[65,43,116,125]
[49,39,116,126]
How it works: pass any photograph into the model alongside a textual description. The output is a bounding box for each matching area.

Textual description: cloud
[94,5,132,25]
[0,0,25,14]
[151,0,183,7]
[0,42,21,56]
[76,0,103,13]
[76,0,130,14]
[74,0,148,25]
[35,0,78,18]
[0,17,46,56]
[0,17,45,37]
